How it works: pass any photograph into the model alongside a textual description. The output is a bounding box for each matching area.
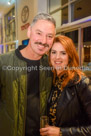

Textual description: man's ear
[27,26,31,38]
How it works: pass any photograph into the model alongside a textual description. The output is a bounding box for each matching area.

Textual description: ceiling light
[8,0,11,5]
[77,7,82,11]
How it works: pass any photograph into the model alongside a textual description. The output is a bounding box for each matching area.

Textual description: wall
[16,0,38,45]
[38,0,48,13]
[15,0,48,45]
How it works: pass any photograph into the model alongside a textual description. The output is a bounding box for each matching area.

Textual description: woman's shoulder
[68,75,90,88]
[76,75,91,93]
[80,75,91,85]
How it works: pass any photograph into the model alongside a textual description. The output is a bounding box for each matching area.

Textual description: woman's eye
[62,52,66,55]
[51,51,56,54]
[63,52,66,54]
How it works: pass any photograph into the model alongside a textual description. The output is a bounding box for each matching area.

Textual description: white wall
[37,0,48,13]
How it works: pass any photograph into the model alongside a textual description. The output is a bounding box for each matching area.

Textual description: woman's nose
[56,53,60,59]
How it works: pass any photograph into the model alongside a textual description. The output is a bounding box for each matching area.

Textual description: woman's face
[50,42,69,75]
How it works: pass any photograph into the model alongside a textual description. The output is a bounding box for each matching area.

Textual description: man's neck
[20,45,42,60]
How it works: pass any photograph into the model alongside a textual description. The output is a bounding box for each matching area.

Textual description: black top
[48,76,62,126]
[48,74,67,126]
[15,45,40,136]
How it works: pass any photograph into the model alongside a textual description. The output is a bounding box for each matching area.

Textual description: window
[4,7,16,42]
[61,7,68,24]
[83,26,91,63]
[49,0,61,12]
[65,30,78,50]
[0,18,3,44]
[61,0,68,5]
[48,0,91,27]
[51,11,61,27]
[73,0,91,21]
[82,26,91,78]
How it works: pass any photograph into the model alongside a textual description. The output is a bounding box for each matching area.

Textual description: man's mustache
[35,42,49,47]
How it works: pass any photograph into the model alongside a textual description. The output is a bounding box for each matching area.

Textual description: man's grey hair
[30,12,56,27]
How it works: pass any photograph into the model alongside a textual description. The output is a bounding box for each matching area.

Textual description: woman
[40,35,91,136]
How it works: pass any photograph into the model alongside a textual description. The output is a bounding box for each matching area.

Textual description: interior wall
[15,0,38,45]
[15,0,48,45]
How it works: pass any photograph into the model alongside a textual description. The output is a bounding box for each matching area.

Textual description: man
[0,13,56,136]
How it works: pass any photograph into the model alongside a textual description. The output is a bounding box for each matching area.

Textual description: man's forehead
[31,20,56,34]
[34,19,55,26]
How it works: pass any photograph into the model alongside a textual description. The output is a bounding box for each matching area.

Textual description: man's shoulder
[0,50,17,65]
[0,50,15,58]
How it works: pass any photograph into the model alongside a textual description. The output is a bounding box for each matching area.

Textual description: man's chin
[38,50,48,56]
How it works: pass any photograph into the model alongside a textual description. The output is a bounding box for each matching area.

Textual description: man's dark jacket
[0,50,52,136]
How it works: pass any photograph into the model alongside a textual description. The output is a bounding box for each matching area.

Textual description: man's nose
[42,36,47,44]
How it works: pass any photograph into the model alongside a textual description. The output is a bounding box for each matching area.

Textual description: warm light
[8,0,11,5]
[13,15,15,18]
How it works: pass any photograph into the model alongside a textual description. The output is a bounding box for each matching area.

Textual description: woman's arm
[40,77,91,136]
[61,77,91,136]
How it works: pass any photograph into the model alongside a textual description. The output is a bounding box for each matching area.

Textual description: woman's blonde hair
[49,35,84,90]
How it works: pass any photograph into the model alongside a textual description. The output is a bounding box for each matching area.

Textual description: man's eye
[48,35,53,39]
[37,32,41,35]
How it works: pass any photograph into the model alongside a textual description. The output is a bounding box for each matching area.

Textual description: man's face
[27,20,56,57]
